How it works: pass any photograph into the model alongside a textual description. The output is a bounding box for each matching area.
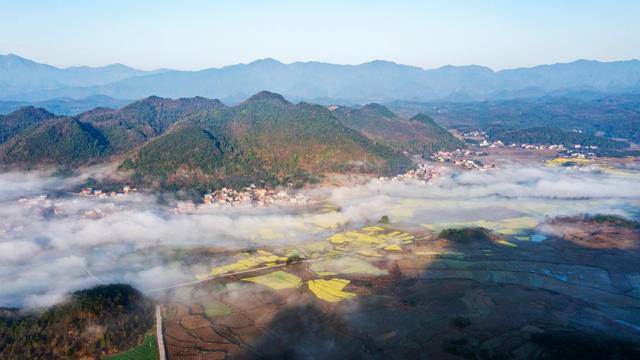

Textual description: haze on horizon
[2,0,639,71]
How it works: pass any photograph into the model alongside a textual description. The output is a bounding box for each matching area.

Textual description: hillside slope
[331,104,465,155]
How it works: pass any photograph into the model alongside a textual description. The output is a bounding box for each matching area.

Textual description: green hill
[75,96,226,152]
[123,92,411,188]
[0,117,109,167]
[0,106,58,144]
[331,103,465,155]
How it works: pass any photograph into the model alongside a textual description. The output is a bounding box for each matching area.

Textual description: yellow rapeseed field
[199,250,287,278]
[308,278,356,302]
[242,270,302,290]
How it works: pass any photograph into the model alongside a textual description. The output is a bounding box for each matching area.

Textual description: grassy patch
[103,334,158,360]
[203,300,232,318]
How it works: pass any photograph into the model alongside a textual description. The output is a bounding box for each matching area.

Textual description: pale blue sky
[1,0,639,71]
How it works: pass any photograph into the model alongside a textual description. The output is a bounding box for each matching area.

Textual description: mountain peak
[243,91,291,105]
[250,57,281,64]
[361,103,395,118]
[409,113,437,124]
[0,53,40,67]
[247,58,285,69]
[132,95,167,105]
[9,106,56,118]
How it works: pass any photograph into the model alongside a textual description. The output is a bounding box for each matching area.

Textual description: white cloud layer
[0,164,638,307]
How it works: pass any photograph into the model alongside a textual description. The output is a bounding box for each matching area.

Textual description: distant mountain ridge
[2,54,640,103]
[0,54,163,97]
[0,95,132,116]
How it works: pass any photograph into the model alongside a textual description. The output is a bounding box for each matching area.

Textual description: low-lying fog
[1,165,639,308]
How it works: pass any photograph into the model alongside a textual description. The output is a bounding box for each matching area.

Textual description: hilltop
[0,106,58,144]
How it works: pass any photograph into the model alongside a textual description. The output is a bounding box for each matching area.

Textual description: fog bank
[1,165,638,307]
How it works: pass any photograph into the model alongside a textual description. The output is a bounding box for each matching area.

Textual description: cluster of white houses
[431,150,494,170]
[202,184,309,208]
[379,164,443,184]
[477,138,598,157]
[79,185,138,198]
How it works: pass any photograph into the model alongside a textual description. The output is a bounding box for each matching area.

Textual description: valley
[3,2,640,359]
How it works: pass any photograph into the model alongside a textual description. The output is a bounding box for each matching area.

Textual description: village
[78,185,139,198]
[1,186,143,234]
[461,129,600,159]
[430,149,495,170]
[378,163,443,183]
[197,184,309,209]
[478,139,597,158]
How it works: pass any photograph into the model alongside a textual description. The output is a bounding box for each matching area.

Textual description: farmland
[152,214,640,359]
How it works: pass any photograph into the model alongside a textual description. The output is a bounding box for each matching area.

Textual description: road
[156,304,166,360]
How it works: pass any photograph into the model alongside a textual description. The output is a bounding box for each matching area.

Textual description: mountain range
[2,54,640,104]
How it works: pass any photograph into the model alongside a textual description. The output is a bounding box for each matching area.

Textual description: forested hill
[0,117,109,167]
[0,284,154,359]
[0,92,414,189]
[330,103,465,155]
[0,106,58,144]
[122,91,412,189]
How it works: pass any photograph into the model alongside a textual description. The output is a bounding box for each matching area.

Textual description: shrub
[453,316,471,328]
[286,255,302,265]
[439,227,491,244]
[588,214,639,229]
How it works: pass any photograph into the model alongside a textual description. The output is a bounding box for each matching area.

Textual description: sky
[1,0,639,71]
